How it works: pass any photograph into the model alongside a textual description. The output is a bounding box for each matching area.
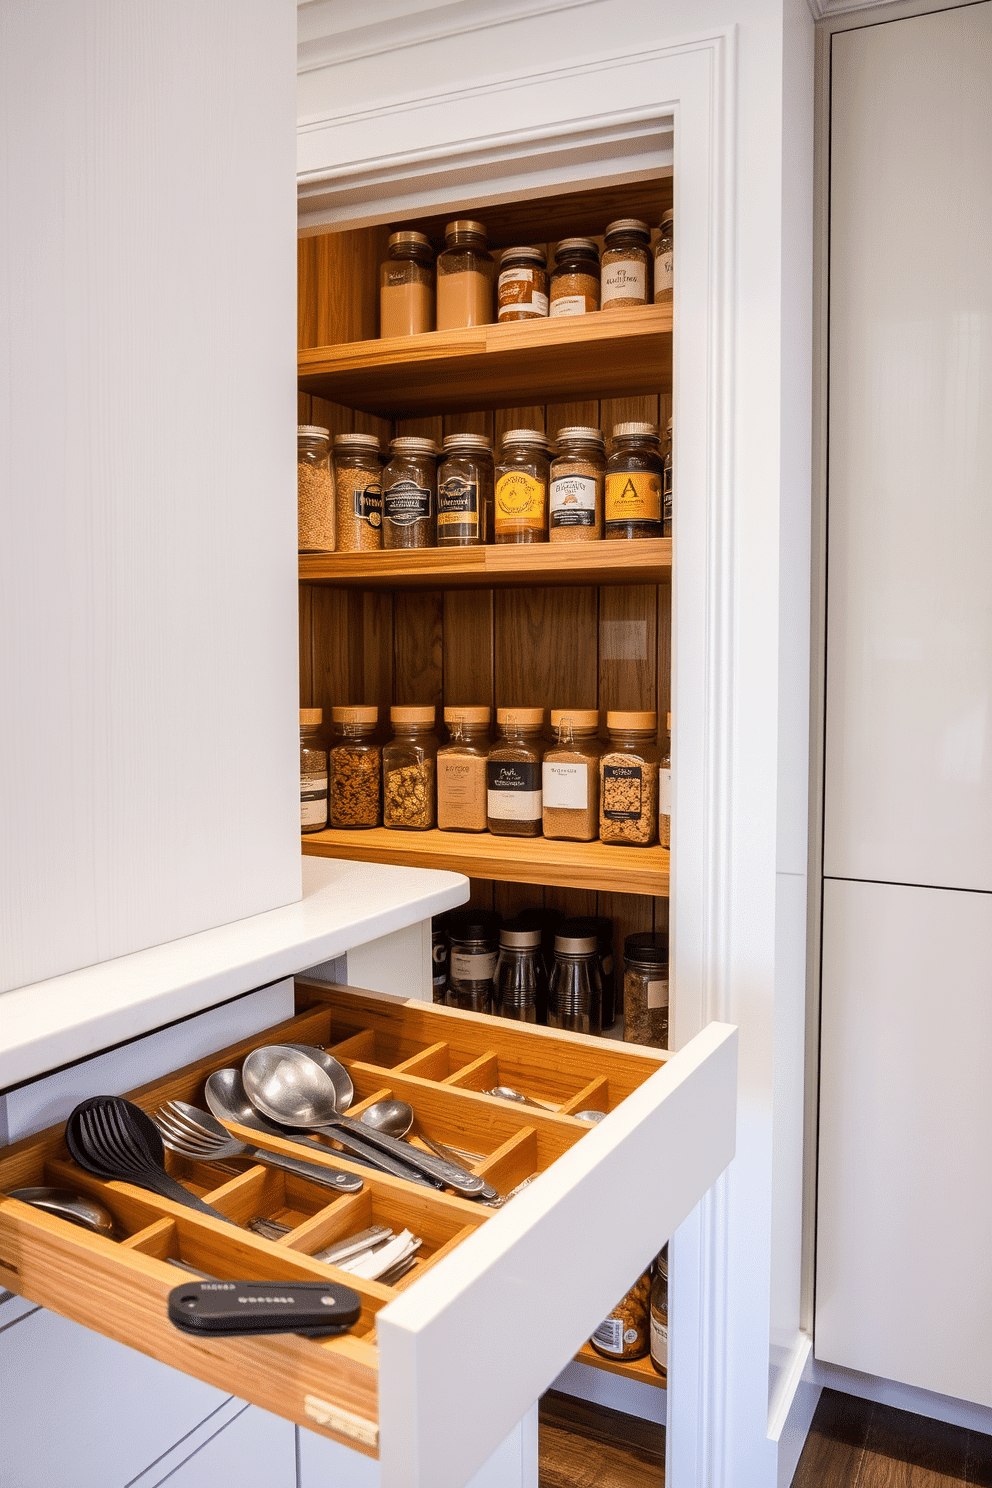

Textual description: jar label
[495,471,545,528]
[438,474,479,533]
[487,760,542,820]
[549,294,590,317]
[605,472,661,523]
[602,763,643,819]
[384,478,431,527]
[650,1311,669,1368]
[648,977,669,1010]
[602,260,647,303]
[659,766,672,817]
[439,757,480,804]
[657,251,674,291]
[352,479,382,529]
[550,475,597,527]
[543,761,588,809]
[300,773,328,828]
[450,949,497,982]
[592,1317,624,1355]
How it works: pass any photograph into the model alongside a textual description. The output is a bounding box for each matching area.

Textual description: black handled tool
[168,1279,362,1339]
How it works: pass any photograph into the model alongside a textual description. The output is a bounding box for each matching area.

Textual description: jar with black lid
[437,434,494,547]
[446,909,501,1013]
[605,423,663,540]
[601,218,652,309]
[495,429,550,544]
[382,436,437,550]
[548,920,602,1036]
[549,238,600,317]
[379,231,435,337]
[493,922,548,1024]
[623,931,669,1048]
[497,246,548,322]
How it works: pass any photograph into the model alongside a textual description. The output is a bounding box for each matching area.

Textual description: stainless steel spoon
[574,1109,607,1124]
[360,1100,499,1203]
[9,1187,118,1239]
[487,1086,555,1110]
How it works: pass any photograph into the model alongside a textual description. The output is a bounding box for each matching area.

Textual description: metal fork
[153,1100,362,1194]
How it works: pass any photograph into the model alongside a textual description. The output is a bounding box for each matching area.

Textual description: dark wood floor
[539,1390,665,1487]
[792,1388,992,1488]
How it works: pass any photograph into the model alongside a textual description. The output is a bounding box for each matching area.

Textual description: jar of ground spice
[297,426,335,552]
[623,931,669,1047]
[659,711,671,849]
[333,434,382,552]
[600,711,659,846]
[542,709,601,841]
[495,429,550,543]
[604,423,663,540]
[654,210,674,304]
[662,417,673,537]
[382,437,437,550]
[601,218,653,309]
[379,231,435,338]
[437,434,494,547]
[549,239,600,317]
[300,708,328,833]
[487,707,544,837]
[328,705,381,829]
[436,220,494,330]
[549,427,605,542]
[437,705,490,832]
[497,246,548,322]
[383,705,438,830]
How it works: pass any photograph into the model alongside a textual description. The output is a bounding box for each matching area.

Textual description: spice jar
[654,210,674,305]
[663,417,673,537]
[446,909,501,1013]
[601,218,652,310]
[497,246,548,322]
[587,914,617,1030]
[333,434,382,552]
[591,1271,652,1361]
[548,920,602,1036]
[436,434,494,547]
[436,220,494,330]
[549,238,600,317]
[549,427,605,543]
[623,931,669,1047]
[298,426,335,552]
[495,429,550,544]
[542,709,601,842]
[604,423,663,540]
[437,705,490,832]
[660,711,671,849]
[487,708,544,836]
[328,705,381,829]
[382,436,437,550]
[382,705,438,830]
[600,711,659,846]
[493,922,548,1025]
[299,708,328,834]
[379,231,435,338]
[650,1245,669,1375]
[432,913,450,1004]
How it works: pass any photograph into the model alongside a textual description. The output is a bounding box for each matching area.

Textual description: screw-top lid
[447,907,501,941]
[388,230,431,249]
[497,706,544,729]
[555,237,600,257]
[442,433,493,452]
[660,209,674,230]
[551,708,600,730]
[555,918,599,955]
[607,710,657,731]
[332,704,378,724]
[501,428,551,449]
[445,219,487,241]
[499,923,543,950]
[390,704,436,725]
[624,930,669,964]
[299,708,323,725]
[500,245,546,268]
[389,436,439,456]
[444,705,491,724]
[605,218,651,239]
[334,433,381,451]
[612,422,659,440]
[554,426,605,447]
[298,425,330,440]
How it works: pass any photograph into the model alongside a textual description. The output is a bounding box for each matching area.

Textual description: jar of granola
[604,423,663,540]
[601,219,652,309]
[383,705,438,830]
[654,210,674,304]
[487,708,544,837]
[382,436,437,550]
[333,433,382,552]
[549,427,605,542]
[328,705,381,829]
[437,434,494,547]
[549,239,600,317]
[599,711,659,846]
[495,429,550,543]
[497,246,548,322]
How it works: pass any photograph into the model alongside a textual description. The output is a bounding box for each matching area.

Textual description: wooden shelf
[574,1342,667,1390]
[297,305,672,417]
[302,829,669,897]
[299,538,671,591]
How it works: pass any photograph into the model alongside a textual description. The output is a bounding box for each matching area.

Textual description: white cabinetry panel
[816,878,992,1405]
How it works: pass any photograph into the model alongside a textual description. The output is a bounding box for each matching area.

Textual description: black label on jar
[353,480,382,529]
[438,475,479,534]
[552,507,595,527]
[487,760,542,821]
[384,478,431,527]
[602,763,643,820]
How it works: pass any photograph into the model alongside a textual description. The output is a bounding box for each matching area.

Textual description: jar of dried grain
[383,705,438,830]
[494,429,550,543]
[591,1272,652,1361]
[379,231,435,338]
[604,423,663,540]
[549,238,600,317]
[663,417,673,537]
[437,434,494,547]
[549,427,605,542]
[542,709,601,842]
[654,210,674,305]
[599,711,659,846]
[659,711,671,849]
[601,218,652,309]
[300,708,328,833]
[497,246,548,322]
[333,433,383,552]
[297,426,335,552]
[437,705,491,832]
[487,707,544,837]
[623,931,669,1048]
[382,437,437,550]
[328,705,381,829]
[436,220,494,330]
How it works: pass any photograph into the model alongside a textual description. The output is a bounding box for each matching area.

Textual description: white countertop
[0,857,467,1089]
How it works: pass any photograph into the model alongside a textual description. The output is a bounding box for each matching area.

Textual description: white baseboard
[768,1334,821,1488]
[815,1359,992,1436]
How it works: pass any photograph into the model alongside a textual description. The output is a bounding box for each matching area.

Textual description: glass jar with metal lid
[379,231,435,337]
[662,417,673,537]
[542,708,601,842]
[495,429,551,543]
[382,705,438,831]
[497,246,548,322]
[493,921,548,1024]
[623,931,669,1047]
[654,210,674,305]
[600,710,660,846]
[299,708,328,834]
[328,705,381,829]
[487,707,544,836]
[297,426,335,553]
[437,705,491,832]
[549,238,600,317]
[549,427,605,543]
[548,919,602,1036]
[382,436,438,550]
[601,218,653,309]
[333,433,382,552]
[446,908,501,1013]
[436,220,494,330]
[436,434,494,546]
[604,423,663,540]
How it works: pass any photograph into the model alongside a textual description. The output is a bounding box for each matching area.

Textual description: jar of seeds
[654,210,674,304]
[623,932,669,1048]
[446,909,501,1013]
[600,711,659,846]
[437,705,491,832]
[549,427,605,543]
[436,220,494,330]
[382,436,437,550]
[604,423,663,540]
[383,705,438,830]
[333,433,382,552]
[487,707,544,837]
[550,239,600,316]
[300,708,328,833]
[601,219,652,309]
[298,426,335,552]
[328,705,381,829]
[437,434,494,546]
[542,709,601,842]
[663,417,673,537]
[497,246,548,322]
[380,231,435,338]
[495,429,550,543]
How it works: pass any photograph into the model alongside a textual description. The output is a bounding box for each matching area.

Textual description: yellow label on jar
[495,471,546,528]
[605,472,661,523]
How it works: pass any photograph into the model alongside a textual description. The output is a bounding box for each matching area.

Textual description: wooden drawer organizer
[0,979,668,1457]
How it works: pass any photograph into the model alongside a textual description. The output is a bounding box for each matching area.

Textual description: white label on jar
[602,260,646,302]
[549,295,588,317]
[648,977,669,1010]
[659,767,672,817]
[487,788,543,821]
[542,761,587,809]
[300,773,328,828]
[657,251,673,290]
[500,268,533,285]
[450,949,497,982]
[592,1317,624,1355]
[550,475,597,521]
[651,1312,668,1368]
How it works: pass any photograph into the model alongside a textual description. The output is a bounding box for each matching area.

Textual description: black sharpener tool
[168,1279,362,1339]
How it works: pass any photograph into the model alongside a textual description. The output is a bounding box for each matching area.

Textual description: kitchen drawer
[0,979,736,1488]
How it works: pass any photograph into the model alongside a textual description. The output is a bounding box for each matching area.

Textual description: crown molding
[807,0,909,16]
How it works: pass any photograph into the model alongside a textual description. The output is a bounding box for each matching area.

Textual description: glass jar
[379,231,435,337]
[587,914,617,1030]
[601,218,652,310]
[650,1245,669,1375]
[382,436,437,550]
[591,1271,652,1361]
[436,220,493,330]
[487,707,544,836]
[513,906,564,982]
[437,705,490,832]
[623,931,669,1048]
[599,711,660,846]
[542,709,601,842]
[548,920,602,1036]
[495,429,550,544]
[497,246,548,322]
[493,923,548,1024]
[604,423,663,540]
[328,705,381,829]
[432,912,450,1004]
[659,711,671,849]
[436,434,494,547]
[662,417,673,537]
[654,210,674,305]
[333,433,382,553]
[299,708,328,833]
[446,909,501,1013]
[549,238,600,317]
[549,427,605,543]
[382,705,438,830]
[297,426,335,553]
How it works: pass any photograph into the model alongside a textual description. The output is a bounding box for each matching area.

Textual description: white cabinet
[142,1405,295,1488]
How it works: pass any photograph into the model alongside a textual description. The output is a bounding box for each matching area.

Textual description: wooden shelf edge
[574,1342,667,1389]
[298,539,672,591]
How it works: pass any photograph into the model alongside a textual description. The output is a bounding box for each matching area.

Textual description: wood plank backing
[494,586,598,711]
[393,592,443,708]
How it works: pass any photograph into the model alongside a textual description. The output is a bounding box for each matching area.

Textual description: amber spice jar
[604,423,663,540]
[497,246,548,322]
[601,218,652,309]
[495,429,550,543]
[549,427,605,542]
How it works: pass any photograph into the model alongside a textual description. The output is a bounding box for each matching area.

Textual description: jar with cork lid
[654,210,674,304]
[601,219,653,309]
[599,711,660,846]
[299,709,328,834]
[437,434,494,547]
[549,427,605,542]
[333,434,382,552]
[549,239,600,316]
[497,246,548,322]
[328,705,381,829]
[542,709,601,842]
[487,708,545,837]
[379,232,435,338]
[436,220,494,330]
[437,706,491,832]
[297,426,335,553]
[383,705,438,830]
[382,436,437,550]
[605,424,663,540]
[495,429,551,543]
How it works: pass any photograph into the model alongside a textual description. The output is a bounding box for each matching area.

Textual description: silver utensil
[313,1225,394,1266]
[359,1100,500,1204]
[8,1187,118,1240]
[486,1086,555,1110]
[153,1100,363,1194]
[574,1109,607,1123]
[248,1216,290,1241]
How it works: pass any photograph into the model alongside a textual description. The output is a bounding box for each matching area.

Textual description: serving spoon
[8,1186,118,1239]
[360,1099,499,1204]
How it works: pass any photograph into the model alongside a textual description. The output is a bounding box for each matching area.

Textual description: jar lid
[444,704,491,724]
[298,425,330,440]
[605,218,651,239]
[299,708,323,725]
[555,237,600,256]
[332,704,378,723]
[442,433,493,452]
[501,429,551,449]
[445,219,487,240]
[555,919,598,955]
[612,422,659,440]
[388,230,431,249]
[550,708,599,730]
[389,437,439,455]
[624,930,669,964]
[607,710,657,731]
[390,704,435,725]
[500,245,546,267]
[497,706,544,729]
[660,209,674,229]
[447,908,501,941]
[554,426,605,446]
[499,924,543,949]
[334,433,381,451]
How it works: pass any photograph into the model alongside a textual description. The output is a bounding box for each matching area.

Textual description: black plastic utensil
[167,1279,362,1338]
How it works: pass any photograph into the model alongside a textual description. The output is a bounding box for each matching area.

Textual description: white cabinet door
[140,1405,295,1488]
[816,877,992,1405]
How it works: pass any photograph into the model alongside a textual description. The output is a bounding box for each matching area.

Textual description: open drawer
[0,979,736,1488]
